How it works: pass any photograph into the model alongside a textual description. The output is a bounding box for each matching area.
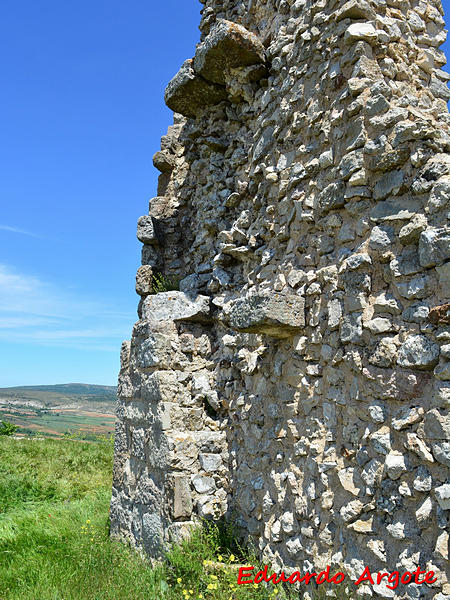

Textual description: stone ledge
[193,20,266,85]
[165,20,266,118]
[137,215,160,245]
[164,60,227,119]
[228,293,305,338]
[141,291,211,323]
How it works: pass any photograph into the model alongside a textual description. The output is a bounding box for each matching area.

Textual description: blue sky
[1,2,449,387]
[0,1,200,386]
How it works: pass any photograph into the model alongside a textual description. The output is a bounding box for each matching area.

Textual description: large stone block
[362,366,431,400]
[142,512,164,555]
[141,291,211,323]
[136,331,175,370]
[164,59,227,118]
[193,20,265,85]
[137,215,159,245]
[172,476,193,519]
[228,293,305,338]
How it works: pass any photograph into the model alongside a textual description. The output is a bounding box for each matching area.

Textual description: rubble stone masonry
[110,1,450,597]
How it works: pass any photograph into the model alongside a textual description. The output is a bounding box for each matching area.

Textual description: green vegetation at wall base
[0,437,352,600]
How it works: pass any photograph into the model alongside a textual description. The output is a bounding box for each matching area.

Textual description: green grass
[0,437,350,600]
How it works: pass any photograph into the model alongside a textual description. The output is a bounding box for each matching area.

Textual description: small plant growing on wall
[152,272,180,294]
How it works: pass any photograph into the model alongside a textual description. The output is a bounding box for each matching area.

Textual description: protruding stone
[228,293,305,338]
[344,23,377,44]
[335,0,376,21]
[153,150,175,174]
[164,59,227,118]
[136,265,154,297]
[137,215,160,245]
[193,20,265,85]
[141,291,211,323]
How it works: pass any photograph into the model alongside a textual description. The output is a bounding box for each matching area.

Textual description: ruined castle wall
[111,0,450,597]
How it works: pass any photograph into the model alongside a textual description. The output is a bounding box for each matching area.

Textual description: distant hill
[0,383,117,438]
[0,383,117,398]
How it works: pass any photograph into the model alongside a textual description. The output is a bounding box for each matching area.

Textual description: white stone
[416,497,433,526]
[344,22,377,43]
[142,291,210,322]
[435,484,450,510]
[385,451,407,480]
[192,475,216,494]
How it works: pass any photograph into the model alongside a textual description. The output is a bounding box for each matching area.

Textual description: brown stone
[429,304,450,324]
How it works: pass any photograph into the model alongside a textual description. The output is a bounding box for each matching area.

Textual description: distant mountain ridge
[0,383,117,397]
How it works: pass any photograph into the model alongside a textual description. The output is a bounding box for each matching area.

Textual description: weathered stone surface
[399,214,427,245]
[173,476,193,519]
[335,0,376,21]
[137,215,159,245]
[153,150,175,174]
[192,475,215,494]
[373,170,404,200]
[435,363,450,381]
[112,1,450,595]
[434,484,450,510]
[164,60,227,118]
[344,23,377,44]
[142,512,164,554]
[136,265,154,297]
[429,304,450,324]
[363,366,430,400]
[228,293,305,338]
[432,441,450,466]
[424,409,450,441]
[397,335,440,370]
[318,182,345,214]
[418,228,450,267]
[370,198,421,222]
[436,262,450,297]
[141,292,210,323]
[392,406,424,431]
[385,452,407,479]
[194,20,265,86]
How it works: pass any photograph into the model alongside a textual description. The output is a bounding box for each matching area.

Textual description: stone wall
[110,0,450,597]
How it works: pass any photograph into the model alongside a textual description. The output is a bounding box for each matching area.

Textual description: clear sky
[1,2,449,387]
[0,1,201,386]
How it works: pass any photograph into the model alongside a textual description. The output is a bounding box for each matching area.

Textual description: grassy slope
[0,437,342,600]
